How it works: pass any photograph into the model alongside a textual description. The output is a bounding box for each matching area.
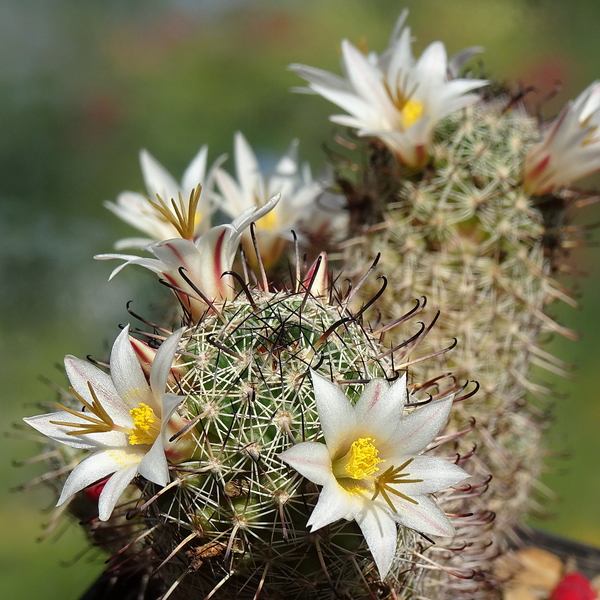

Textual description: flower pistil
[371,458,423,510]
[147,185,203,241]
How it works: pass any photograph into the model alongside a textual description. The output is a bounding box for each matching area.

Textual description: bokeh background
[2,1,599,598]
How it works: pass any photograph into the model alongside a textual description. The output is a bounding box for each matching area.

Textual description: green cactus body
[28,285,483,600]
[338,97,580,594]
[144,291,422,599]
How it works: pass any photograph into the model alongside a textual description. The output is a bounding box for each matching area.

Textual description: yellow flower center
[257,208,278,232]
[339,437,384,480]
[128,403,159,445]
[400,98,424,129]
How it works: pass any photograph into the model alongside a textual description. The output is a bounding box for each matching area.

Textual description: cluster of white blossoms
[98,133,345,287]
[21,8,600,594]
[24,327,467,577]
[290,10,600,188]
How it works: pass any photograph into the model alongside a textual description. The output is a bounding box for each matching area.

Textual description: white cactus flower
[214,132,337,268]
[105,147,223,249]
[24,326,193,521]
[95,194,280,321]
[290,11,487,168]
[280,370,468,579]
[524,81,600,195]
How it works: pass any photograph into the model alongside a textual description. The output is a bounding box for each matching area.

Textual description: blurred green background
[2,0,599,598]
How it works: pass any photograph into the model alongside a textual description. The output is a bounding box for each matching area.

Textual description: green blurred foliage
[2,1,599,597]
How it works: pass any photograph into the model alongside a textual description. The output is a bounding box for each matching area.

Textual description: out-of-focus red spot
[549,572,598,600]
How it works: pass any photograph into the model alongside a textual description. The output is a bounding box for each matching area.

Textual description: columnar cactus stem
[335,95,587,597]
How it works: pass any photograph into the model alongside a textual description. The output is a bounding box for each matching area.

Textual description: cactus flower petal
[280,370,468,579]
[105,146,225,249]
[24,326,189,520]
[290,12,487,168]
[95,194,280,320]
[355,504,398,582]
[524,81,600,195]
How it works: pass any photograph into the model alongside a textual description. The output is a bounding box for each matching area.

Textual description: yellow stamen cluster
[400,98,424,129]
[343,437,383,480]
[51,383,115,436]
[128,403,159,445]
[148,185,202,240]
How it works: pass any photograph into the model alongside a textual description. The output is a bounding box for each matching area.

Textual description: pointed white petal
[24,412,128,449]
[391,493,455,538]
[98,464,140,521]
[113,237,156,250]
[392,456,469,495]
[181,146,208,193]
[388,8,409,45]
[306,479,354,531]
[341,40,397,126]
[140,149,180,203]
[355,505,398,579]
[388,396,453,457]
[137,436,169,486]
[63,355,130,425]
[215,168,248,216]
[94,253,164,279]
[310,370,356,455]
[57,449,142,508]
[234,132,261,200]
[229,193,280,236]
[354,374,407,442]
[160,392,185,425]
[288,63,354,93]
[110,325,153,409]
[415,41,448,89]
[149,328,185,403]
[280,441,332,486]
[447,46,484,78]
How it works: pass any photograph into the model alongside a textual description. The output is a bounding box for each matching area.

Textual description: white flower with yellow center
[280,370,468,579]
[95,194,280,322]
[24,326,194,521]
[105,147,223,249]
[289,11,487,168]
[214,132,336,268]
[524,81,600,195]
